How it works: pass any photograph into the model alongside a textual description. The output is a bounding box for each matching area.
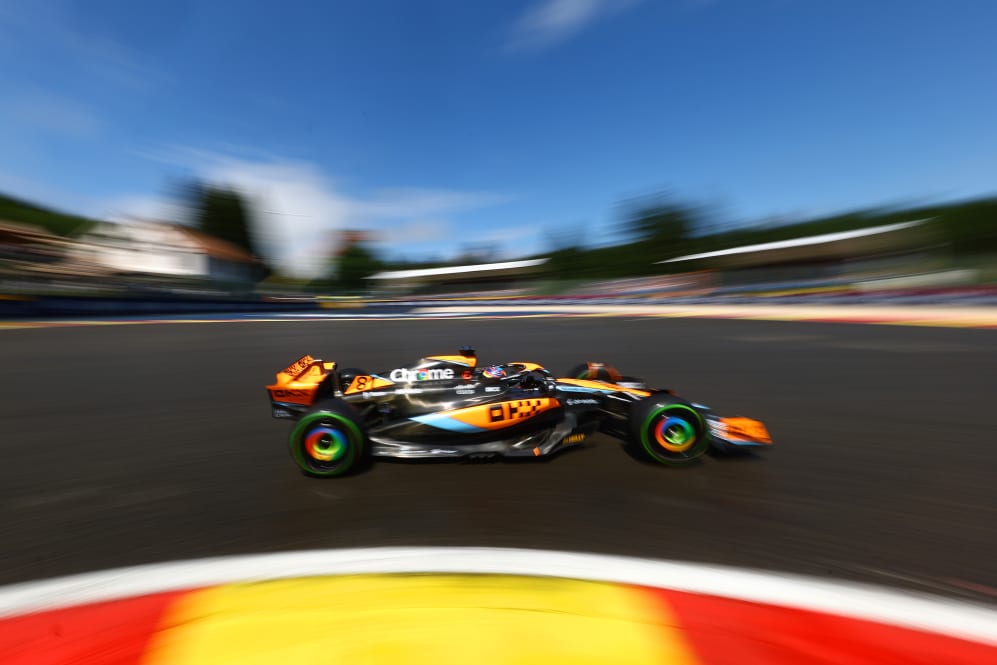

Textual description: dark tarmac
[1,317,994,602]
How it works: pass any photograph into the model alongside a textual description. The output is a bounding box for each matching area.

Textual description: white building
[72,220,263,284]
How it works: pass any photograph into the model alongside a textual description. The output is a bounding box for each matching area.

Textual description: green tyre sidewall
[638,403,709,465]
[290,411,364,477]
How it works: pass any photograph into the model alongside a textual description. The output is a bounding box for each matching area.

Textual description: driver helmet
[482,365,507,379]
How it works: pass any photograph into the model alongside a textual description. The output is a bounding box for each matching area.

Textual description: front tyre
[289,399,366,477]
[629,397,709,465]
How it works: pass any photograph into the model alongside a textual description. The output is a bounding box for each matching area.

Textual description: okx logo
[488,399,551,423]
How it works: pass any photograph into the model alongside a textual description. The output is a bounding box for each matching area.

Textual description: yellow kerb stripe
[142,574,701,665]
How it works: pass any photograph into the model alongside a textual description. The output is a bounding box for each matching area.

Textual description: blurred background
[1,0,995,310]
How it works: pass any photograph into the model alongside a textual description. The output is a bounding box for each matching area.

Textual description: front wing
[703,413,773,450]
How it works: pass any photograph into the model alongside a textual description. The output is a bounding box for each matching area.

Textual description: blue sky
[1,1,995,276]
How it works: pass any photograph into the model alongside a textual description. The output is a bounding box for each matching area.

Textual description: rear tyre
[628,397,709,465]
[289,399,366,477]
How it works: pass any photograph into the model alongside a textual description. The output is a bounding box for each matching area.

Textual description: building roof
[367,258,549,281]
[171,224,261,264]
[658,219,931,266]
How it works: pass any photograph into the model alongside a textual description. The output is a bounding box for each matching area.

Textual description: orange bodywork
[507,361,546,372]
[425,355,478,368]
[556,378,651,398]
[267,355,336,406]
[441,397,560,431]
[719,417,773,444]
[343,375,396,395]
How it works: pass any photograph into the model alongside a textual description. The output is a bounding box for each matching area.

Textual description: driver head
[482,365,507,379]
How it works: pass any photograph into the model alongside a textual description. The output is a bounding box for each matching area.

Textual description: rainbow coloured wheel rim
[637,403,708,464]
[290,411,364,477]
[304,426,348,462]
[654,416,697,453]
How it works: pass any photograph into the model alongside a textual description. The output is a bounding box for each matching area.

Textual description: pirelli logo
[488,399,549,423]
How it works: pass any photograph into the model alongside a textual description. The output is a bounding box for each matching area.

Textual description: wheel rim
[654,416,697,452]
[304,426,348,462]
[290,412,363,476]
[638,403,705,462]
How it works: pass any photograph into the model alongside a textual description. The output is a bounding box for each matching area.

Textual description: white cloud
[109,148,513,278]
[506,0,642,52]
[204,159,352,279]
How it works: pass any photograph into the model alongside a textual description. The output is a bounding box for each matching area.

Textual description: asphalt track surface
[1,317,995,603]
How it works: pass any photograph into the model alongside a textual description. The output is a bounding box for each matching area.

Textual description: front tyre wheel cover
[290,411,364,477]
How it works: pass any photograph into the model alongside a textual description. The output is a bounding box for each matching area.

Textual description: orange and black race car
[266,347,773,477]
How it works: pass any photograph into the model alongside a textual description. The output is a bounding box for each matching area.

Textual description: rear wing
[266,355,340,419]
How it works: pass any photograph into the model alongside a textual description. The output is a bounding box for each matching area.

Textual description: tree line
[332,193,997,289]
[4,185,995,291]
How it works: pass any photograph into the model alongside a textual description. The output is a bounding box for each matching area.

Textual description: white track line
[1,547,995,645]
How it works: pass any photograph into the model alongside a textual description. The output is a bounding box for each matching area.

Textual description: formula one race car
[266,347,772,477]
